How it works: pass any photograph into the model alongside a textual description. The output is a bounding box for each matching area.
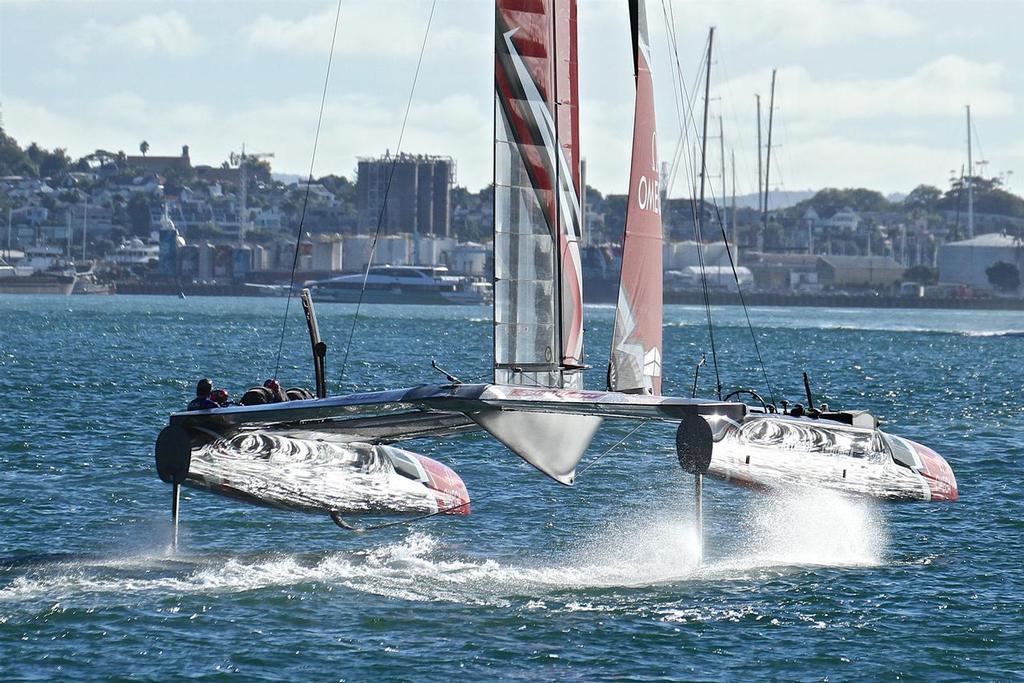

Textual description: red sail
[609,0,663,395]
[494,0,584,388]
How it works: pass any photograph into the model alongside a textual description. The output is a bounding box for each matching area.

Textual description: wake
[0,491,886,611]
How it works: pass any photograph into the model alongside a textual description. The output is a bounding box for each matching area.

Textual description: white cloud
[241,2,471,58]
[716,56,1013,124]
[649,0,922,49]
[60,11,202,61]
[3,92,493,188]
[776,136,962,193]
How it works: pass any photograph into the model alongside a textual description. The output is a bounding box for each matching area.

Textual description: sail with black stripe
[493,0,584,389]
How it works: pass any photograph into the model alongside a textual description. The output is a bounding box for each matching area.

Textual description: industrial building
[356,153,454,237]
[816,255,905,289]
[938,232,1024,291]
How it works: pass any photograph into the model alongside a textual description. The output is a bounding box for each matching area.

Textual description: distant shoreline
[104,282,1024,311]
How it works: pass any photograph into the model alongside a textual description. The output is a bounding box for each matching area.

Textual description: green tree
[794,187,891,217]
[127,193,153,237]
[986,261,1020,292]
[0,129,39,176]
[903,185,942,212]
[139,140,150,157]
[903,264,938,285]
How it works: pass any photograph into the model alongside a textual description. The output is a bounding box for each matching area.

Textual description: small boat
[306,265,490,305]
[0,247,77,295]
[72,267,115,295]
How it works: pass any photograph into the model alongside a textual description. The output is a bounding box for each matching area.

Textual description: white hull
[706,415,958,502]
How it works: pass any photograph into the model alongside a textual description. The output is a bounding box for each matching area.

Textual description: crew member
[187,378,218,411]
[264,378,289,403]
[211,388,230,407]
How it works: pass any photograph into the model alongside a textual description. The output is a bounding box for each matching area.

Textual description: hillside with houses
[2,128,1023,302]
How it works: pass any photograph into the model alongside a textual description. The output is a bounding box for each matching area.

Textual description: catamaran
[155,0,740,542]
[153,0,956,547]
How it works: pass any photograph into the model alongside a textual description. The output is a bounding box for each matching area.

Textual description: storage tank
[343,235,374,273]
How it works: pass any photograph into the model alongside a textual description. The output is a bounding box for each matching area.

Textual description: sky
[1,0,1022,199]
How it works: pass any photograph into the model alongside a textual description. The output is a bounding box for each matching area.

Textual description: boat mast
[966,104,974,238]
[731,148,736,243]
[696,26,721,401]
[762,69,776,248]
[755,94,763,253]
[697,30,714,244]
[718,116,726,284]
[718,117,726,222]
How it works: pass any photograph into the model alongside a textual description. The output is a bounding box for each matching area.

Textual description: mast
[697,26,721,400]
[755,94,763,253]
[730,149,736,242]
[697,30,713,244]
[762,69,776,247]
[967,104,974,238]
[718,116,726,232]
[718,116,726,285]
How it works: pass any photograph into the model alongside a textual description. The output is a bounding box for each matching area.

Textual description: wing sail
[494,0,584,390]
[609,0,663,396]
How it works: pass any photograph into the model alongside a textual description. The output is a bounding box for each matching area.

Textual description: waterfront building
[816,255,904,289]
[938,232,1024,291]
[111,238,159,266]
[126,145,192,177]
[356,153,454,237]
[312,240,343,272]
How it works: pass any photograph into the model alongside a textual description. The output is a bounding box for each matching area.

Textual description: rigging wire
[660,6,776,404]
[271,0,345,381]
[693,29,723,400]
[705,187,777,405]
[338,0,438,389]
[661,0,705,200]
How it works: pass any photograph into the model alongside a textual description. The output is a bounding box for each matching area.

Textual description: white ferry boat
[307,265,490,305]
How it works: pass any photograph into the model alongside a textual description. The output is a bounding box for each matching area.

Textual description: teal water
[1,295,1022,680]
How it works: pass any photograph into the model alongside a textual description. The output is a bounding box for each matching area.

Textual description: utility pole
[762,69,777,252]
[82,194,89,262]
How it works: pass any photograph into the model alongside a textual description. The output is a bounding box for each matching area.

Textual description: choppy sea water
[1,295,1022,680]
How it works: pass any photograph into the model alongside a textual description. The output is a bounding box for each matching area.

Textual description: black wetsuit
[187,397,219,411]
